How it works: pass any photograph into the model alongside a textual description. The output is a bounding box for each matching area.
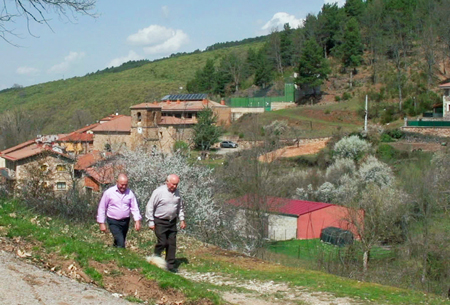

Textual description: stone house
[0,139,75,192]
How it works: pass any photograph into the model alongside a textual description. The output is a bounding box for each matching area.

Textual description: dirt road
[0,250,131,305]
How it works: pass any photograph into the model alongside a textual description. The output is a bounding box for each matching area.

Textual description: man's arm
[178,195,185,229]
[97,191,109,232]
[145,190,159,230]
[129,191,142,230]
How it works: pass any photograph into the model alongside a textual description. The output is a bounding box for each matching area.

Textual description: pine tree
[280,23,294,67]
[296,39,331,97]
[192,108,223,151]
[339,17,364,71]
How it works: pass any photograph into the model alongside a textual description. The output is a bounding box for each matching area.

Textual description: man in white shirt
[146,174,186,272]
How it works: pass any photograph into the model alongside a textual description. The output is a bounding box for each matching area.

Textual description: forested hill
[0,0,449,147]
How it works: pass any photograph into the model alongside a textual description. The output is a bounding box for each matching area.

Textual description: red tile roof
[92,116,131,132]
[58,132,94,142]
[439,82,450,88]
[0,141,72,161]
[75,151,107,170]
[229,195,332,216]
[130,103,162,109]
[72,123,100,134]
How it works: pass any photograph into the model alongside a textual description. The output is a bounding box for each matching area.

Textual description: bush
[174,140,189,154]
[380,133,393,142]
[238,132,244,139]
[335,95,341,102]
[342,92,352,101]
[333,135,372,161]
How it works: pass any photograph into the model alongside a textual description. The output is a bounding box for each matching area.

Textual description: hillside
[1,198,449,305]
[0,43,261,135]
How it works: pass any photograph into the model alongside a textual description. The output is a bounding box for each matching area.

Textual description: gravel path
[0,250,131,305]
[179,270,362,305]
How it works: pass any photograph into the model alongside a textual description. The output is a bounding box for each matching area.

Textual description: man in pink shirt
[97,173,142,248]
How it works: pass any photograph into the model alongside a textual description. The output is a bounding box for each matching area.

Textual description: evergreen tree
[254,49,273,88]
[317,3,345,56]
[344,0,365,19]
[296,39,331,97]
[192,107,223,151]
[186,59,217,93]
[339,17,364,71]
[280,23,294,67]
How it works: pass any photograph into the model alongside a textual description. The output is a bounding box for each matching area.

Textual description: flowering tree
[121,148,221,242]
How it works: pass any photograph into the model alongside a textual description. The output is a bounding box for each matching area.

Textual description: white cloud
[324,0,345,7]
[107,50,143,68]
[48,51,86,74]
[127,25,175,46]
[261,12,304,33]
[127,25,189,55]
[16,66,39,75]
[161,6,169,18]
[143,30,189,55]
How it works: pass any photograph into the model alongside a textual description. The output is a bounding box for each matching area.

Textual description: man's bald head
[166,174,180,193]
[117,173,128,193]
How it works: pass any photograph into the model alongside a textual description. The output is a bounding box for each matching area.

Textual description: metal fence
[407,120,450,127]
[228,83,296,110]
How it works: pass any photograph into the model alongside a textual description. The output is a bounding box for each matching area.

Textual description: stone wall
[93,133,131,152]
[402,127,450,137]
[230,108,264,121]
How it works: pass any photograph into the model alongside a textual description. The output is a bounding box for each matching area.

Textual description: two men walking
[96,173,185,272]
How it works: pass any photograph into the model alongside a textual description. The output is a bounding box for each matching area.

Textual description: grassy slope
[1,198,449,305]
[0,43,260,134]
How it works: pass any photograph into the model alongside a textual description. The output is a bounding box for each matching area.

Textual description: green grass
[188,253,450,305]
[266,239,394,262]
[0,199,222,304]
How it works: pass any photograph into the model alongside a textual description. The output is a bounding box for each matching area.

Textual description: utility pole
[364,95,368,132]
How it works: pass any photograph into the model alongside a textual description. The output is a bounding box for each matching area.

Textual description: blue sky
[0,0,344,90]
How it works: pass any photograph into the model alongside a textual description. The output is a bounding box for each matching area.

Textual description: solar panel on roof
[161,93,208,101]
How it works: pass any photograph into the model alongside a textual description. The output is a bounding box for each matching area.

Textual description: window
[137,112,142,122]
[40,164,48,172]
[56,164,67,172]
[56,182,66,190]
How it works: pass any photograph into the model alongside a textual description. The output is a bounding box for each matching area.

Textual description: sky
[0,0,344,90]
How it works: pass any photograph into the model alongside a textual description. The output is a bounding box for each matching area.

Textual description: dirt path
[179,270,363,305]
[0,250,132,305]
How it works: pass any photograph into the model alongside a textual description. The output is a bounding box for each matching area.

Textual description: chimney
[202,98,208,105]
[176,99,181,104]
[153,100,158,105]
[220,99,225,105]
[167,100,171,104]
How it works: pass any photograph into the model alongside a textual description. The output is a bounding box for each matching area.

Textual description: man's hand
[99,223,107,233]
[135,220,141,231]
[149,225,155,231]
[180,220,186,230]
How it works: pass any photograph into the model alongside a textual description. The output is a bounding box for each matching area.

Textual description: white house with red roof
[230,195,361,240]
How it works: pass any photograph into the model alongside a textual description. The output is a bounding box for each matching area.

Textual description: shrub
[342,92,352,100]
[358,155,394,188]
[238,132,244,139]
[174,140,189,154]
[380,133,393,142]
[333,135,372,161]
[335,95,341,102]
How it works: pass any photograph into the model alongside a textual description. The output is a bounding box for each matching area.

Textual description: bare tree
[268,28,283,75]
[1,0,96,43]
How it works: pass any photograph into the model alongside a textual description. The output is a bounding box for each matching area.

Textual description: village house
[0,137,75,192]
[0,94,231,194]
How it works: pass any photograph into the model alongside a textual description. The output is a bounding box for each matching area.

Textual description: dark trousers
[106,217,130,248]
[154,217,178,269]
